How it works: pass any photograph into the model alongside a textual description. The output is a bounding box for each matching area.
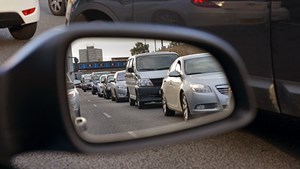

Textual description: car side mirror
[127,67,134,73]
[169,70,181,77]
[0,23,255,162]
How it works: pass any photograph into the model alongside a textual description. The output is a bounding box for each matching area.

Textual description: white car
[161,53,230,121]
[0,0,40,40]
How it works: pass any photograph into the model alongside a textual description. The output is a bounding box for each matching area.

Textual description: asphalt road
[79,89,182,135]
[1,1,300,169]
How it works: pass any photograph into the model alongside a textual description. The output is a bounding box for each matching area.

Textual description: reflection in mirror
[66,38,234,143]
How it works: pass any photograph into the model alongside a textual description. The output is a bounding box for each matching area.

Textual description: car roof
[180,53,211,61]
[130,51,179,58]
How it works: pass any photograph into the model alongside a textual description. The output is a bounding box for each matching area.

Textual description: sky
[71,38,170,61]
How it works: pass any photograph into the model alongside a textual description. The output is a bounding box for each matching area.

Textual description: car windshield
[136,54,178,71]
[184,56,222,75]
[107,75,114,81]
[84,79,91,82]
[117,72,126,81]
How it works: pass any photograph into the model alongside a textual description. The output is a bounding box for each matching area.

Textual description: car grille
[215,84,230,95]
[151,78,163,87]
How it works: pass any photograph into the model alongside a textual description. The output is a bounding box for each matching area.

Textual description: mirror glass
[66,38,234,143]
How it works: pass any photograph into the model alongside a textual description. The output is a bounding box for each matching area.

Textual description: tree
[168,41,181,48]
[130,42,149,56]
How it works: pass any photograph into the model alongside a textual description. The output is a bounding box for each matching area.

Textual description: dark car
[66,0,300,118]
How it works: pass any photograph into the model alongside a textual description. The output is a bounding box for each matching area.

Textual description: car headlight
[190,84,212,93]
[137,78,153,87]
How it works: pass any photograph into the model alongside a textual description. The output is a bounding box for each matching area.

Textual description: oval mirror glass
[66,38,234,143]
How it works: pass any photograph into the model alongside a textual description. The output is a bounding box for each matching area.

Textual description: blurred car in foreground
[0,0,40,40]
[111,70,128,102]
[65,0,300,119]
[161,53,230,121]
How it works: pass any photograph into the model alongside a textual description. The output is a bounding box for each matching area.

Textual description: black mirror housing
[0,23,255,161]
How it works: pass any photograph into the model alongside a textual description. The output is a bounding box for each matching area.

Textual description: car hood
[116,81,127,86]
[138,70,168,79]
[186,72,228,86]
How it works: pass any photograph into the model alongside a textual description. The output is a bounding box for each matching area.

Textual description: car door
[166,60,183,110]
[271,0,300,117]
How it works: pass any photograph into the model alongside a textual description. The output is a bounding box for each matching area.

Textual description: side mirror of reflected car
[0,23,255,167]
[169,70,181,77]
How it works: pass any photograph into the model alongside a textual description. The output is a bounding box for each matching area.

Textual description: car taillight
[22,8,36,16]
[192,0,221,8]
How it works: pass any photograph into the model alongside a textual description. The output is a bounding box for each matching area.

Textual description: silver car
[96,74,107,97]
[111,70,128,102]
[161,53,230,121]
[66,75,80,119]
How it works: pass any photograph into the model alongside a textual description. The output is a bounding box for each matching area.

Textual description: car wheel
[48,0,66,16]
[162,92,175,116]
[111,93,116,101]
[83,89,86,92]
[9,22,37,40]
[137,99,145,109]
[98,92,101,97]
[129,98,135,106]
[181,93,191,121]
[92,90,96,95]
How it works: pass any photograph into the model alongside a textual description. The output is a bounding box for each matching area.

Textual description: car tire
[9,22,37,40]
[181,92,191,121]
[129,98,135,106]
[111,94,116,101]
[137,99,145,109]
[162,92,175,116]
[48,0,66,16]
[116,96,120,103]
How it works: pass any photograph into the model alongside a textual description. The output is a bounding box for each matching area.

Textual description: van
[125,52,179,109]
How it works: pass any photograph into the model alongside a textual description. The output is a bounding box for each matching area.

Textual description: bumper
[116,88,128,99]
[136,86,161,103]
[0,13,24,27]
[186,90,228,115]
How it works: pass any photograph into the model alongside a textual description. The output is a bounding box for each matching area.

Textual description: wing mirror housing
[0,23,255,164]
[169,70,181,77]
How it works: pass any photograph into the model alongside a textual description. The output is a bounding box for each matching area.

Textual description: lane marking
[103,113,111,118]
[93,104,97,107]
[128,131,138,138]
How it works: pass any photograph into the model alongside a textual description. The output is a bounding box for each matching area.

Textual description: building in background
[79,46,103,62]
